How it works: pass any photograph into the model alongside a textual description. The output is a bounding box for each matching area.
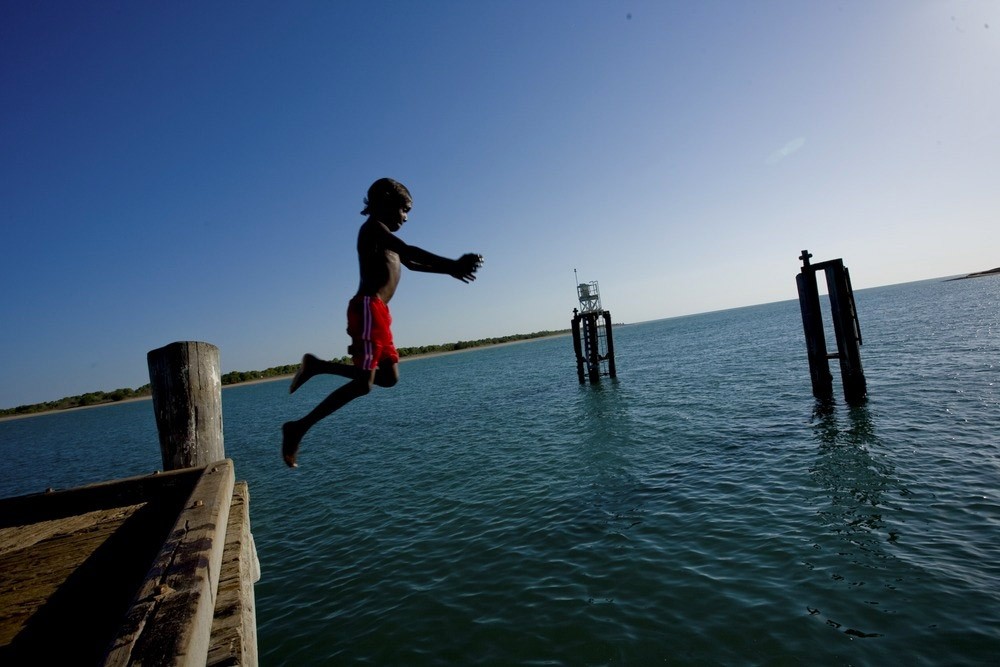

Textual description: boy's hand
[452,253,484,283]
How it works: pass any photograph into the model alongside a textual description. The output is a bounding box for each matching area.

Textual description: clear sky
[2,1,997,408]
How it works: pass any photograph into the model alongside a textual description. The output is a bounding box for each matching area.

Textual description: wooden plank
[0,469,196,665]
[0,504,144,648]
[207,482,260,667]
[0,461,258,666]
[0,467,203,529]
[0,503,143,558]
[104,460,235,667]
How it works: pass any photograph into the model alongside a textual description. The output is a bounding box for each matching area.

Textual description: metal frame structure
[571,276,616,384]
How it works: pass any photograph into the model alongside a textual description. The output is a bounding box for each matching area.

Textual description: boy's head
[362,178,412,217]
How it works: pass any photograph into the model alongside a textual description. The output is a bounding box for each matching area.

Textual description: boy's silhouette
[282,178,483,467]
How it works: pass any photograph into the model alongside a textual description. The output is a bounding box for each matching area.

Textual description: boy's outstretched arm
[400,247,483,282]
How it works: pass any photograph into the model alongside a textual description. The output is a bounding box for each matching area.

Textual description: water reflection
[811,404,898,548]
[805,402,904,638]
[574,382,646,544]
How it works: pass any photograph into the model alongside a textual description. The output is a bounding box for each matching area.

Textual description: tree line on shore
[1,329,567,418]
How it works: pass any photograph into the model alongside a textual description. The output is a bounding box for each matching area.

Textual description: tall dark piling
[147,341,225,470]
[825,260,866,403]
[603,311,617,379]
[796,250,867,405]
[571,307,617,384]
[571,312,586,383]
[796,251,833,401]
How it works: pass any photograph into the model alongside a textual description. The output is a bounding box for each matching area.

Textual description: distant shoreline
[0,333,570,422]
[947,267,1000,281]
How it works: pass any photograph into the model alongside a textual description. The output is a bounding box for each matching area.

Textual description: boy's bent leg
[290,353,365,393]
[289,354,321,394]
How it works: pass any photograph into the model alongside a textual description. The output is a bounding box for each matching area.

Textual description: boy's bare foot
[282,421,303,468]
[289,354,319,394]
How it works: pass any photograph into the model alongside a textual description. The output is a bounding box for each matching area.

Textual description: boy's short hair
[362,178,412,215]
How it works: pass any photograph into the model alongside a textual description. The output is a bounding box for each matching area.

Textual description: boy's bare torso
[357,219,403,303]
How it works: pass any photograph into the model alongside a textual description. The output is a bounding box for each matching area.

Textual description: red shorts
[346,295,399,371]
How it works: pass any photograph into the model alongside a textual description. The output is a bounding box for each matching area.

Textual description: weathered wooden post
[825,261,866,405]
[571,309,586,383]
[603,311,617,379]
[796,250,834,401]
[147,341,225,470]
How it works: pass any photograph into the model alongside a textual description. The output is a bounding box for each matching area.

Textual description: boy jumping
[281,178,483,467]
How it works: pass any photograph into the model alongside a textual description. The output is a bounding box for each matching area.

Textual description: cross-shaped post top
[799,249,812,267]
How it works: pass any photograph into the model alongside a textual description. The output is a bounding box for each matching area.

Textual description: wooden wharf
[0,342,260,666]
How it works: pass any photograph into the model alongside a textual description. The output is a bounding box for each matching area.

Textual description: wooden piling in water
[603,311,617,379]
[796,250,867,406]
[824,261,866,405]
[796,251,834,401]
[571,311,586,383]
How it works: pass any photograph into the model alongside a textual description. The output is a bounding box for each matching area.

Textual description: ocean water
[1,276,998,665]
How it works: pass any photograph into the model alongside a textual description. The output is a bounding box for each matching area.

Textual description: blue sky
[2,1,997,408]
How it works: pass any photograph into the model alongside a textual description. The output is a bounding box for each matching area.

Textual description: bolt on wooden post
[147,341,225,470]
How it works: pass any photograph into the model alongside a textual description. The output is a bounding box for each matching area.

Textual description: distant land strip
[1,329,569,419]
[947,267,1000,281]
